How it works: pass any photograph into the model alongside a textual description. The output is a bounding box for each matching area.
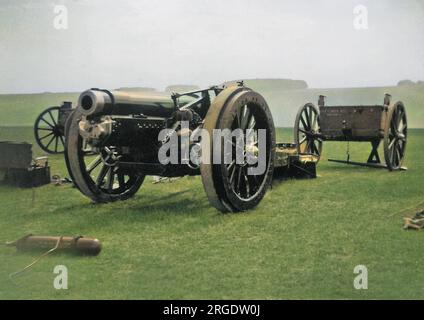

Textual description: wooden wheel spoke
[400,122,407,133]
[393,109,399,125]
[248,115,256,130]
[395,145,401,165]
[45,134,56,149]
[398,117,406,133]
[310,140,316,154]
[236,167,242,193]
[390,118,397,133]
[251,173,260,189]
[48,111,58,126]
[246,129,258,146]
[305,139,311,153]
[397,141,404,159]
[391,143,397,165]
[312,140,320,155]
[54,136,59,152]
[240,105,251,130]
[300,113,309,130]
[106,167,114,192]
[40,117,54,128]
[243,168,250,198]
[398,140,405,152]
[96,165,109,187]
[236,106,243,128]
[227,160,235,172]
[59,135,65,148]
[311,111,318,130]
[86,155,102,174]
[117,172,126,191]
[396,109,404,127]
[39,131,54,140]
[388,137,396,150]
[308,140,315,153]
[230,165,238,186]
[307,107,315,127]
[304,108,311,129]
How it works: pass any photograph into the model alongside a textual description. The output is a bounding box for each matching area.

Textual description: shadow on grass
[54,189,212,222]
[320,161,393,173]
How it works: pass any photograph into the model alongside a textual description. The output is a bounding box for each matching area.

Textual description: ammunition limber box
[0,141,50,188]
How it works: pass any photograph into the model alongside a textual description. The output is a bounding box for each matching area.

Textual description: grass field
[0,126,423,299]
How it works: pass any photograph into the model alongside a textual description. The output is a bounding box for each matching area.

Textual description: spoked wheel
[384,102,407,171]
[34,106,65,154]
[200,86,276,212]
[65,111,145,202]
[294,103,322,160]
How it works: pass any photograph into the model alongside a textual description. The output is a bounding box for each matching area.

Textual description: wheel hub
[52,125,61,136]
[244,144,259,165]
[101,147,120,167]
[397,133,406,141]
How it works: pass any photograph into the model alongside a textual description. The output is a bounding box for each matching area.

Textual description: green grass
[0,126,423,299]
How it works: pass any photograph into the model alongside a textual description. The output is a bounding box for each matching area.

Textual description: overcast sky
[0,0,423,94]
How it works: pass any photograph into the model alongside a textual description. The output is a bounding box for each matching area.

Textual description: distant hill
[165,85,200,93]
[225,78,308,91]
[0,81,422,128]
[115,87,156,92]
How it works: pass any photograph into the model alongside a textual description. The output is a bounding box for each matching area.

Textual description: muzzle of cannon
[77,89,177,117]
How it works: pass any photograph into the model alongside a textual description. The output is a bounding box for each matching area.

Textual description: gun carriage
[294,94,407,170]
[64,84,316,212]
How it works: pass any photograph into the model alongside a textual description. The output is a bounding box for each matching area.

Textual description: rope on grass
[389,201,424,218]
[8,236,63,286]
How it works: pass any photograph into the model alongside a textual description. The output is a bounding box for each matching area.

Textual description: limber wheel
[34,106,65,154]
[294,103,322,160]
[384,102,407,171]
[65,111,145,202]
[200,86,276,212]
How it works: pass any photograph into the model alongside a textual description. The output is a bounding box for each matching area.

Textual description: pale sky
[0,0,423,94]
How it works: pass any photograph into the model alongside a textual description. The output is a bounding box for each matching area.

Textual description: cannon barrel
[78,89,178,117]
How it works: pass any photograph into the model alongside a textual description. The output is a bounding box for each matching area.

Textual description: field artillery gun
[34,101,74,154]
[294,94,407,171]
[65,84,317,212]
